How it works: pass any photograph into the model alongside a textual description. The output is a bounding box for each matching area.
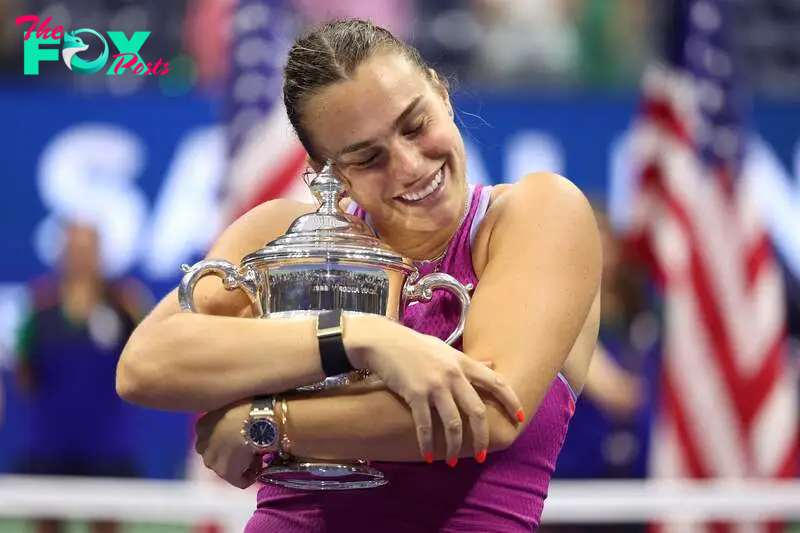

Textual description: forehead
[303,53,432,155]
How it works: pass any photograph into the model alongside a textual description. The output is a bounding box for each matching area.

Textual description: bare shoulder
[473,173,599,274]
[491,172,592,219]
[472,173,602,391]
[211,198,318,261]
[142,199,316,323]
[197,198,316,312]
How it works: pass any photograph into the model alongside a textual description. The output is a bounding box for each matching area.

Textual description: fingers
[451,378,489,462]
[430,387,463,465]
[407,396,434,463]
[197,426,262,490]
[220,451,262,490]
[218,469,252,490]
[240,454,264,488]
[463,359,524,424]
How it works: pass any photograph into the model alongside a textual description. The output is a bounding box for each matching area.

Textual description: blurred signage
[0,89,798,323]
[15,15,171,76]
[0,87,798,477]
[1,90,798,284]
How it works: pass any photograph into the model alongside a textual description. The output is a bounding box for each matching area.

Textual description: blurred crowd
[1,1,800,532]
[0,0,798,98]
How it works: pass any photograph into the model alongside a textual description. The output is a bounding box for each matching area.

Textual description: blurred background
[1,0,799,532]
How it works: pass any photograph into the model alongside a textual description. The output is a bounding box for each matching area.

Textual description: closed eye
[354,152,380,168]
[404,117,427,138]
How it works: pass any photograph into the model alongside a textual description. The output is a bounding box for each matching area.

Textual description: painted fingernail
[424,452,433,464]
[516,409,526,423]
[447,457,458,468]
[475,449,487,464]
[568,399,576,416]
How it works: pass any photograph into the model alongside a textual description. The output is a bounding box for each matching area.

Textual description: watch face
[247,419,278,448]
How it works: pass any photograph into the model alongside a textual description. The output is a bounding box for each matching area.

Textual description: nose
[389,138,424,183]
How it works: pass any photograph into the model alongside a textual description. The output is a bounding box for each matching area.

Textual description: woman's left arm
[458,172,602,443]
[197,173,602,473]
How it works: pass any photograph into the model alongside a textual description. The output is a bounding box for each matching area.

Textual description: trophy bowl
[177,161,471,490]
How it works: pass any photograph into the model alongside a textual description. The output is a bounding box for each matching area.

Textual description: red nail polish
[475,449,487,464]
[424,453,433,464]
[568,399,576,416]
[516,409,526,423]
[447,457,458,468]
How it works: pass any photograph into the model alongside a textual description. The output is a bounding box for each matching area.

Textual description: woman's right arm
[116,199,340,412]
[117,197,522,458]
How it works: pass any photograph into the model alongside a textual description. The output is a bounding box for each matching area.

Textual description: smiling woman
[283,23,470,258]
[116,17,602,533]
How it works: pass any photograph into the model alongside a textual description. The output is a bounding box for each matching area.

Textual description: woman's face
[302,52,467,233]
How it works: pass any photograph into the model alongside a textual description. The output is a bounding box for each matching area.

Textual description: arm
[113,277,156,323]
[203,173,602,463]
[582,343,643,420]
[463,173,601,444]
[118,196,519,421]
[117,199,355,411]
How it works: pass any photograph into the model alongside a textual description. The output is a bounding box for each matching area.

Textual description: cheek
[419,122,457,156]
[345,172,390,207]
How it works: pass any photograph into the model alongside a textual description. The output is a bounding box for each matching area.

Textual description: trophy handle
[404,273,472,345]
[178,259,263,316]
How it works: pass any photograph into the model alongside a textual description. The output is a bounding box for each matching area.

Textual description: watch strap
[250,395,276,416]
[317,309,355,377]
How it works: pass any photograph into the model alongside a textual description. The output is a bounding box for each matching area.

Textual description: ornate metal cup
[178,162,471,490]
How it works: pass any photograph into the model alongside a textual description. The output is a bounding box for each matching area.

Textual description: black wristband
[317,309,354,376]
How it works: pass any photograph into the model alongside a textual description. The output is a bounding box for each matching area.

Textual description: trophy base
[258,458,388,491]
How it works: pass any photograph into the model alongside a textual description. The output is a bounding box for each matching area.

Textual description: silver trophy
[178,161,471,490]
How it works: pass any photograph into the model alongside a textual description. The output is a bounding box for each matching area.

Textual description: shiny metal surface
[178,259,264,316]
[177,161,472,490]
[258,458,387,490]
[266,264,392,316]
[404,271,472,346]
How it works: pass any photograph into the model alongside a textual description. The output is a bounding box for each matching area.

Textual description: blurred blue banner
[1,86,798,478]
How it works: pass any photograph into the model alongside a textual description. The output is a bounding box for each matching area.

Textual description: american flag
[628,1,798,531]
[222,0,312,222]
[189,4,311,532]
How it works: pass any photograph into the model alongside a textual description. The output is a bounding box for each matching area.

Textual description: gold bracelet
[277,396,292,461]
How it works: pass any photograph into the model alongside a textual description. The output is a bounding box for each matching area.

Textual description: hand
[345,316,523,464]
[195,400,264,489]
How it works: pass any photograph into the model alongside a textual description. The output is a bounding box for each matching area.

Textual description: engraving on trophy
[177,160,472,491]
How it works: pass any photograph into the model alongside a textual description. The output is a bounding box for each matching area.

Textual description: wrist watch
[241,396,280,452]
[317,308,355,376]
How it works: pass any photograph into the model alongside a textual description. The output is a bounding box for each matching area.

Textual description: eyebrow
[336,95,425,157]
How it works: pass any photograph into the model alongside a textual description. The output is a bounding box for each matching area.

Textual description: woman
[117,18,602,532]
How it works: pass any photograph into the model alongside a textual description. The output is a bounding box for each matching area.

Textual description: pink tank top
[246,184,577,532]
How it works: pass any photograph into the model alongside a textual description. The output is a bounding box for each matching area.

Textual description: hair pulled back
[283,18,440,161]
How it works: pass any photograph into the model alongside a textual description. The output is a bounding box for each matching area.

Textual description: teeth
[401,169,443,201]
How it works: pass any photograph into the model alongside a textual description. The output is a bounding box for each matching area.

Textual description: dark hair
[283,18,441,161]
